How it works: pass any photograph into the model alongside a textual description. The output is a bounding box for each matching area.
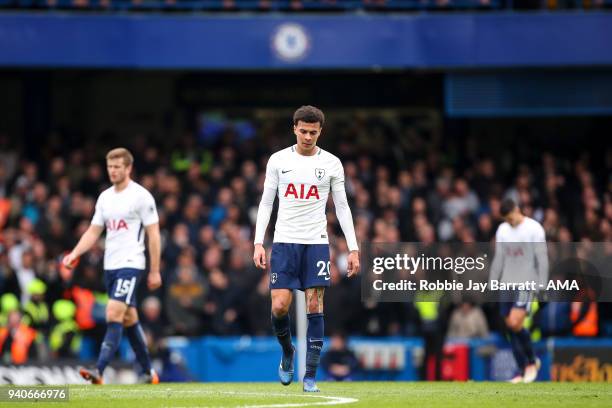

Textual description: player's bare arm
[145,222,162,290]
[253,243,267,269]
[347,250,360,277]
[63,224,104,268]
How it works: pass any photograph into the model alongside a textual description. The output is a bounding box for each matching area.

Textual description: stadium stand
[0,0,501,11]
[2,0,611,11]
[0,110,610,366]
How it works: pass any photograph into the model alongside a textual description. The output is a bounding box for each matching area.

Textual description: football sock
[125,322,152,374]
[508,331,527,372]
[96,322,123,375]
[305,313,324,379]
[517,328,536,365]
[271,313,293,356]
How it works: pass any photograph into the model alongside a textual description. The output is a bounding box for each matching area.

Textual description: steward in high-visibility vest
[415,290,446,381]
[523,301,541,341]
[49,300,81,358]
[571,301,598,337]
[23,279,50,336]
[571,287,599,337]
[415,291,444,317]
[0,293,20,327]
[0,310,39,364]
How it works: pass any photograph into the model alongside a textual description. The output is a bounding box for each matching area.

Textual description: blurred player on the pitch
[63,148,161,384]
[490,198,548,383]
[253,106,359,392]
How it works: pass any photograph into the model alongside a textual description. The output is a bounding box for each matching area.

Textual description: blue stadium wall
[1,12,611,69]
[3,11,612,116]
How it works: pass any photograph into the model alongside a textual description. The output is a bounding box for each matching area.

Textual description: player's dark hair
[293,105,325,127]
[500,198,517,217]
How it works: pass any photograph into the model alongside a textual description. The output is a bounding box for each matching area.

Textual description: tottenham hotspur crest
[315,168,325,181]
[271,273,278,284]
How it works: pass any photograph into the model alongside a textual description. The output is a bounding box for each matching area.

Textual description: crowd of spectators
[0,0,501,12]
[0,0,609,12]
[0,113,610,364]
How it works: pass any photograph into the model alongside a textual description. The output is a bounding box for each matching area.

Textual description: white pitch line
[236,395,359,408]
[70,388,358,408]
[226,391,358,408]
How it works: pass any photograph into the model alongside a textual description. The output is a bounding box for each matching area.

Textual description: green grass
[2,382,611,408]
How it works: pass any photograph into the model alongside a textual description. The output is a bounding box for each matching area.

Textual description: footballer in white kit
[253,106,359,392]
[490,198,548,384]
[92,179,159,275]
[63,148,161,385]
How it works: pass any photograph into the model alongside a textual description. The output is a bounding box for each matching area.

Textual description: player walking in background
[63,148,162,384]
[490,198,548,383]
[253,106,360,392]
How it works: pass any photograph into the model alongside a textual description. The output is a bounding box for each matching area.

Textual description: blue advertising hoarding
[0,12,611,69]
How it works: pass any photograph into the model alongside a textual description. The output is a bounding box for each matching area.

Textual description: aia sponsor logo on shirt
[106,219,128,231]
[505,247,524,257]
[284,183,320,200]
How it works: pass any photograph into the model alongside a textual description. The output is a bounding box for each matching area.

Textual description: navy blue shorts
[104,268,143,307]
[500,291,534,317]
[270,243,331,291]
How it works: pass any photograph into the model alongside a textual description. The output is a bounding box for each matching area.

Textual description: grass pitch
[3,382,611,408]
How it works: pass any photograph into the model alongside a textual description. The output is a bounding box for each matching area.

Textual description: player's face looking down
[293,120,322,155]
[106,158,131,186]
[504,206,524,227]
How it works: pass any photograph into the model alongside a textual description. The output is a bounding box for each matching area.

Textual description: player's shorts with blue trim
[270,243,331,291]
[104,268,143,307]
[500,290,534,317]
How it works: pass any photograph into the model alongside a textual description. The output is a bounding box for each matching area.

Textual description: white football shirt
[91,180,159,270]
[264,145,345,245]
[492,216,548,285]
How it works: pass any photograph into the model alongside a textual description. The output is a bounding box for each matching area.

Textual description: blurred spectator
[447,302,489,339]
[140,296,165,339]
[22,279,51,337]
[443,178,480,221]
[321,331,360,381]
[49,300,81,358]
[415,288,451,381]
[536,302,573,337]
[245,272,272,336]
[15,249,37,305]
[0,310,41,364]
[0,293,20,327]
[166,251,207,336]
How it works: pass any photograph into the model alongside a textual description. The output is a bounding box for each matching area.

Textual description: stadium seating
[0,0,502,11]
